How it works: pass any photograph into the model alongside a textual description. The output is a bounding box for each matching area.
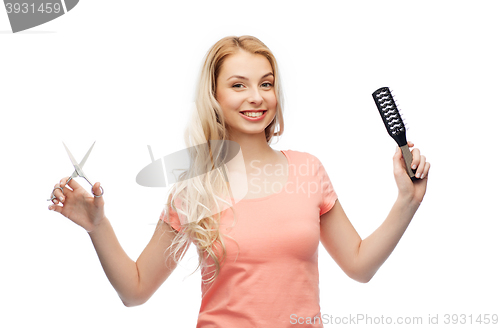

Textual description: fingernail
[59,196,64,202]
[415,172,421,178]
[48,205,53,210]
[412,164,417,169]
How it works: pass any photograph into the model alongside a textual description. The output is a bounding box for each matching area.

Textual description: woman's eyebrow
[227,72,274,81]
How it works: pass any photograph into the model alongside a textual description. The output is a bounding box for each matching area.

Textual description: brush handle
[400,144,418,181]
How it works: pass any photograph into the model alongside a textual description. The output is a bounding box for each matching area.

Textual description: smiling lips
[240,110,267,113]
[240,110,267,120]
[241,110,266,117]
[240,110,266,115]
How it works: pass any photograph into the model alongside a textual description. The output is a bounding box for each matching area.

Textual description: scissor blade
[79,141,96,169]
[62,142,84,176]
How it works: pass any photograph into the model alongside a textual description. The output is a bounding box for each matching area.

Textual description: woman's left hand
[393,141,430,205]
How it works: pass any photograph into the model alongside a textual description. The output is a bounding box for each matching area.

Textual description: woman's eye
[232,82,273,89]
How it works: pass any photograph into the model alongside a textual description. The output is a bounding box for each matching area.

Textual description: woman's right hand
[48,177,105,233]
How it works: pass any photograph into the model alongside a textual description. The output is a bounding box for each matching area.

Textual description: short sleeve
[314,156,338,216]
[160,195,183,232]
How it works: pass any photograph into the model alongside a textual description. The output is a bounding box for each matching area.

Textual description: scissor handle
[47,177,104,201]
[82,176,104,198]
[93,185,105,198]
[47,186,64,202]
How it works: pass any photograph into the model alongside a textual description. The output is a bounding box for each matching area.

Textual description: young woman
[48,35,430,327]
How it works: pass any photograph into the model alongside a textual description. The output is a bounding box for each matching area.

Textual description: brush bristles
[373,88,405,136]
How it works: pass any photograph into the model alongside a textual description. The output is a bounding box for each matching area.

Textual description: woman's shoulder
[281,149,321,162]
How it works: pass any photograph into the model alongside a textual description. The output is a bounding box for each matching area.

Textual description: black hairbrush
[372,87,418,182]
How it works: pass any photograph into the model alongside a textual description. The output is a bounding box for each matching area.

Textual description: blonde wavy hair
[162,35,285,285]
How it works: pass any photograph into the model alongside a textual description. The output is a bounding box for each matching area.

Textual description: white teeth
[242,111,264,117]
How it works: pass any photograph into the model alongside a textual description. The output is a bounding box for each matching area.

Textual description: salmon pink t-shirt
[160,150,338,327]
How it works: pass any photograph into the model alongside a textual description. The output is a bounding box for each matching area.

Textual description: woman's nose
[247,86,264,105]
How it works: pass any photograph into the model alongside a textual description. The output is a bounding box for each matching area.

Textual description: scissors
[47,141,104,202]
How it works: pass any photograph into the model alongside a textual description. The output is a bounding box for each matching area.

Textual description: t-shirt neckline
[230,149,291,203]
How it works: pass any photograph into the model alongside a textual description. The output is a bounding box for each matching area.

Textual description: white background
[1,1,499,327]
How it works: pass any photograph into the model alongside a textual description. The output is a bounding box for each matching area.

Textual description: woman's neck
[228,132,276,168]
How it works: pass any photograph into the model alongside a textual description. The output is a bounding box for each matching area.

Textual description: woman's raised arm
[320,142,430,283]
[88,216,187,307]
[48,177,188,307]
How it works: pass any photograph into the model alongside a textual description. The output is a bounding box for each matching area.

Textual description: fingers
[92,182,105,203]
[49,181,66,211]
[415,158,430,179]
[64,176,81,190]
[51,182,65,204]
[414,154,425,178]
[409,145,431,179]
[93,182,103,196]
[395,142,431,180]
[48,178,105,214]
[48,203,63,213]
[422,161,431,179]
[50,176,75,205]
[407,141,418,169]
[410,148,420,170]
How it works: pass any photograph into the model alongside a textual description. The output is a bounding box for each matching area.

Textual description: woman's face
[215,50,277,138]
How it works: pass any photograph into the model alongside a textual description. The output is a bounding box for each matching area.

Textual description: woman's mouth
[239,110,267,121]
